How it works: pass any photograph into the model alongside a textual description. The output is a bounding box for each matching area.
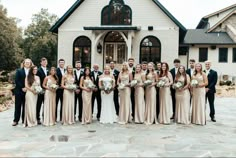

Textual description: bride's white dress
[100,77,117,124]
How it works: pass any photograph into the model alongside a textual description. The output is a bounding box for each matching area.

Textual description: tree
[0,4,24,71]
[23,9,58,67]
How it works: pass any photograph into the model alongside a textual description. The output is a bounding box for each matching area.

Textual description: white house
[184,4,236,77]
[50,0,186,69]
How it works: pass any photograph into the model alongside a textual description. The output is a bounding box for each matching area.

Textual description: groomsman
[204,60,218,122]
[56,58,65,121]
[110,61,120,115]
[12,58,32,126]
[36,57,49,124]
[128,58,135,118]
[91,64,102,121]
[156,62,161,118]
[156,62,161,75]
[170,59,181,119]
[186,59,195,78]
[74,61,84,122]
[141,61,148,74]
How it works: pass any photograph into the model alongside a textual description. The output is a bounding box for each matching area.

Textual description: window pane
[219,48,228,63]
[199,48,208,62]
[233,48,236,63]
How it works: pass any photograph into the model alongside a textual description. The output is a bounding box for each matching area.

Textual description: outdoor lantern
[97,43,102,54]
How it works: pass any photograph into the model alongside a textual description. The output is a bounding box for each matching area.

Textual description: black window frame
[232,48,236,63]
[199,47,208,62]
[218,48,228,63]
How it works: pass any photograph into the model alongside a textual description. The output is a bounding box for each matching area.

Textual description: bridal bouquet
[32,83,44,94]
[118,83,126,90]
[130,80,138,87]
[49,84,59,90]
[191,79,199,87]
[156,79,166,88]
[143,80,153,87]
[66,84,77,90]
[101,78,113,91]
[172,81,184,89]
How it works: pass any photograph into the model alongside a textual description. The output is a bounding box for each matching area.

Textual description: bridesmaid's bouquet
[130,80,138,87]
[143,80,153,87]
[66,84,77,90]
[101,78,113,91]
[49,84,59,90]
[32,83,44,94]
[156,79,166,88]
[87,80,97,89]
[118,83,126,90]
[191,79,199,87]
[172,81,184,89]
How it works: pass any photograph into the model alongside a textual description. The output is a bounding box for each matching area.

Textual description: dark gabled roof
[49,0,84,33]
[84,26,141,31]
[184,29,235,45]
[50,0,187,39]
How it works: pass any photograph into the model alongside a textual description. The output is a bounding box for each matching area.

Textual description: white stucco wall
[188,45,236,76]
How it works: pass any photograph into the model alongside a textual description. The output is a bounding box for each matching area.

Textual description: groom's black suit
[111,69,120,115]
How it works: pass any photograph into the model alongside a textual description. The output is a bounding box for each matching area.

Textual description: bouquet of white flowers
[130,80,138,87]
[87,80,97,89]
[156,79,166,88]
[101,78,113,91]
[191,79,199,87]
[32,84,44,94]
[143,80,153,87]
[49,84,59,90]
[172,81,184,89]
[66,84,77,90]
[118,83,126,90]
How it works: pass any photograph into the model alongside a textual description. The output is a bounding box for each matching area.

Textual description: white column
[91,32,96,67]
[127,31,133,59]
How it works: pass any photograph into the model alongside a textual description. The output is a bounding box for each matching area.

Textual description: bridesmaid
[24,66,40,127]
[117,62,133,124]
[191,63,208,125]
[175,65,191,124]
[144,62,157,125]
[134,64,145,123]
[158,62,173,124]
[80,67,94,125]
[42,67,58,126]
[61,65,75,125]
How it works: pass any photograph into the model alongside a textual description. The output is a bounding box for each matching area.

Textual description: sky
[1,0,236,29]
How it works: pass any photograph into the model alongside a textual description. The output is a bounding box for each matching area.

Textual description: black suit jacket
[14,68,26,95]
[112,69,120,83]
[37,67,48,88]
[204,69,218,93]
[91,70,103,87]
[74,69,84,89]
[56,67,65,86]
[186,69,191,78]
[170,68,176,81]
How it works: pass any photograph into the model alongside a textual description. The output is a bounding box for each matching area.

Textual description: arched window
[102,0,132,25]
[140,36,161,63]
[73,36,91,67]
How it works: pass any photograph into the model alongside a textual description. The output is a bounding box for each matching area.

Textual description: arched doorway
[140,36,161,63]
[73,36,91,67]
[104,31,127,68]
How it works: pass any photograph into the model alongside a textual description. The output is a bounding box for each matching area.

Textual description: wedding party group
[12,57,218,127]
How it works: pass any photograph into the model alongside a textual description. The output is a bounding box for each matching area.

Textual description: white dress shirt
[60,68,65,76]
[206,69,210,76]
[94,71,98,80]
[41,66,47,76]
[76,69,81,80]
[24,68,29,76]
[175,67,178,74]
[190,68,195,77]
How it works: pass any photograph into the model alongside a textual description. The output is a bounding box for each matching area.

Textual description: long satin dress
[144,73,157,125]
[191,74,206,125]
[134,73,145,123]
[118,73,131,124]
[24,78,40,127]
[62,76,75,125]
[43,78,57,126]
[158,74,173,124]
[81,79,93,125]
[175,75,191,124]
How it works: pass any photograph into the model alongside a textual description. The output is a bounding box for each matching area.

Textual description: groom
[204,61,218,122]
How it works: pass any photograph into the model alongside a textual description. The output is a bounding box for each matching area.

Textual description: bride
[99,65,117,124]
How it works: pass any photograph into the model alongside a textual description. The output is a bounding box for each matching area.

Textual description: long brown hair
[175,65,187,86]
[160,62,169,77]
[27,66,37,87]
[50,67,58,83]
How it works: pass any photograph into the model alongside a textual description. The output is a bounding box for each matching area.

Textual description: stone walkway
[0,98,236,157]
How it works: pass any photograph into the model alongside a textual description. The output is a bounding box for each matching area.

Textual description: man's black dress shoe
[211,117,216,122]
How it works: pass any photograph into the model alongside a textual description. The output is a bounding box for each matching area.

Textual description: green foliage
[0,4,24,71]
[23,9,58,67]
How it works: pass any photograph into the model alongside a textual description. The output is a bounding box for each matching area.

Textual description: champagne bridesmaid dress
[191,74,206,125]
[43,78,56,126]
[62,76,75,125]
[118,73,131,124]
[175,75,191,124]
[81,79,93,125]
[158,74,173,124]
[134,73,145,123]
[24,78,40,127]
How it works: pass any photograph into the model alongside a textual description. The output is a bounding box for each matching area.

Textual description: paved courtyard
[0,97,236,157]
